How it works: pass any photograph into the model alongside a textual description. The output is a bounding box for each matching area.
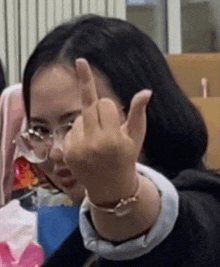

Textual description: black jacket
[43,170,220,267]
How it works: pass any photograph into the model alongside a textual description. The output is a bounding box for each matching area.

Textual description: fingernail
[143,89,153,97]
[141,89,152,111]
[75,58,87,67]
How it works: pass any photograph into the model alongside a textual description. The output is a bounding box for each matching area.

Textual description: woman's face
[30,63,125,203]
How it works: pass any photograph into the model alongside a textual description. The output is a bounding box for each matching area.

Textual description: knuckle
[99,98,117,110]
[98,133,122,155]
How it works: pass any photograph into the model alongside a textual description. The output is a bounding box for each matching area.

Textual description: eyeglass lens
[19,124,72,162]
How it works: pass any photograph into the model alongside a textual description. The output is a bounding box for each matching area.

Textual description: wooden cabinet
[166,54,220,169]
[166,53,220,97]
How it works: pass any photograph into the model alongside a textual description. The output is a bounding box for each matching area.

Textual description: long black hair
[22,14,208,178]
[0,60,6,93]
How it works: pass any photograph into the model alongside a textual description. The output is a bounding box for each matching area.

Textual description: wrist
[85,175,140,216]
[89,173,161,241]
[85,171,138,207]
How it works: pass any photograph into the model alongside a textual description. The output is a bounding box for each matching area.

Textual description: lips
[56,169,72,177]
[55,169,76,189]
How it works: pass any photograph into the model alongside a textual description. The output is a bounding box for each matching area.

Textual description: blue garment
[35,205,79,258]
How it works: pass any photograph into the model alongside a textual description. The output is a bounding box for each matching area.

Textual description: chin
[36,166,85,204]
[59,180,85,204]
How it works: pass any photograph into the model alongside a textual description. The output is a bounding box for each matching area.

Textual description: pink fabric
[0,84,25,206]
[0,242,43,267]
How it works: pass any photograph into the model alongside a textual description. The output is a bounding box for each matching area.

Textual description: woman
[17,15,220,266]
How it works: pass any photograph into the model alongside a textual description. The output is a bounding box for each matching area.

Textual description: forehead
[30,64,81,118]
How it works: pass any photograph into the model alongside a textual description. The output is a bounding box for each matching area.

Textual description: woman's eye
[70,117,77,124]
[32,126,50,136]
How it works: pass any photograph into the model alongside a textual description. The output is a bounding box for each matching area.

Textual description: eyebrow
[30,110,82,124]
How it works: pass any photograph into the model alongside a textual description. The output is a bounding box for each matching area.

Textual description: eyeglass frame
[15,122,74,164]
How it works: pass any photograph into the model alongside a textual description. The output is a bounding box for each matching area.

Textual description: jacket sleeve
[79,163,179,261]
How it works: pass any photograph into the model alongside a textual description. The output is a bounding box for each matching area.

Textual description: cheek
[36,162,62,189]
[37,161,54,178]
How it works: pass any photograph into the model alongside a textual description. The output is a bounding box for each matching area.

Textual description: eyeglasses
[15,123,73,164]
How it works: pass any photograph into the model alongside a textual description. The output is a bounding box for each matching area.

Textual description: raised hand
[63,58,152,204]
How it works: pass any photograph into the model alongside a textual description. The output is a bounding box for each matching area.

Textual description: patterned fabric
[13,157,36,189]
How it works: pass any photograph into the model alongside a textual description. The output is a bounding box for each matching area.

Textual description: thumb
[123,89,152,146]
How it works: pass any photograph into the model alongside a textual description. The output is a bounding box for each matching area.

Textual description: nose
[48,137,64,163]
